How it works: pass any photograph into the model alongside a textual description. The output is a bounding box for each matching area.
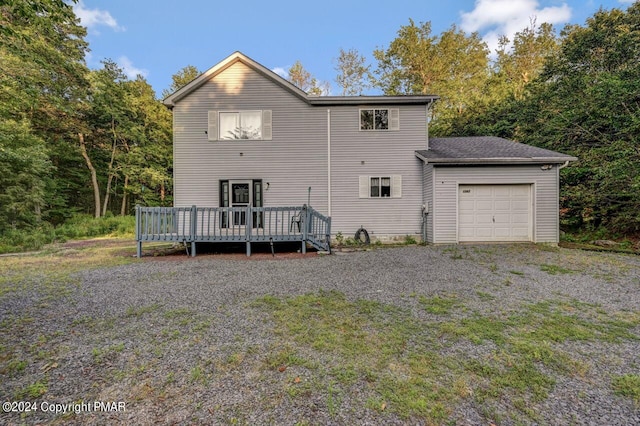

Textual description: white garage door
[458,184,531,242]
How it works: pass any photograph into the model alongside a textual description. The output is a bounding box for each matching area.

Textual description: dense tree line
[0,0,173,238]
[2,0,638,240]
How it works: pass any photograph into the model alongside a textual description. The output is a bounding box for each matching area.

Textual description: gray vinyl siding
[172,61,328,213]
[422,163,434,243]
[330,105,427,240]
[431,165,560,243]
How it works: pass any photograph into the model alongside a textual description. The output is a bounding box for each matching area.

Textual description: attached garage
[458,184,531,242]
[417,137,576,244]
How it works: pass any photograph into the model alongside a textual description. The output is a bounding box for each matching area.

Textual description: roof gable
[163,51,309,107]
[163,51,438,108]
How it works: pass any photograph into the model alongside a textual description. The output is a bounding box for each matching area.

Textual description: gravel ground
[1,243,639,425]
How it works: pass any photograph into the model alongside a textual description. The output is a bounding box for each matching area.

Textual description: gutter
[414,153,578,165]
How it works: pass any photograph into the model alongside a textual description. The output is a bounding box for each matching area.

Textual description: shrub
[0,214,135,254]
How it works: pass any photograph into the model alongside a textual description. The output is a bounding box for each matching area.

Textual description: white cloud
[73,1,123,33]
[460,0,572,54]
[271,67,289,79]
[118,56,148,79]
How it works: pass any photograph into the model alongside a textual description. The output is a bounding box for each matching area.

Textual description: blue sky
[74,0,636,97]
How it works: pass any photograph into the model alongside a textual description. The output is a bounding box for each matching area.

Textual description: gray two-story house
[162,51,575,247]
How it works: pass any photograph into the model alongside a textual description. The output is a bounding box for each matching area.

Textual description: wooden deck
[135,205,331,257]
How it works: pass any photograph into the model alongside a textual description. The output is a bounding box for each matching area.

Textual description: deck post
[190,205,197,257]
[301,205,308,254]
[246,206,252,257]
[326,217,332,254]
[135,205,141,258]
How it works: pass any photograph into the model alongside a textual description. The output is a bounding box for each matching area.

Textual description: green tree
[334,48,371,95]
[519,4,640,234]
[0,0,89,229]
[123,77,173,210]
[80,61,174,217]
[161,65,200,99]
[287,60,330,95]
[373,21,489,134]
[494,21,559,101]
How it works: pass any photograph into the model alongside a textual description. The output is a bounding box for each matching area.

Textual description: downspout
[327,109,332,217]
[425,102,429,150]
[558,160,570,170]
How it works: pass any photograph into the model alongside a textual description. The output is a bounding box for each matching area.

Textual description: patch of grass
[224,352,245,370]
[540,263,575,275]
[254,291,640,423]
[163,307,194,319]
[126,304,162,318]
[403,235,417,245]
[16,380,47,399]
[443,246,463,260]
[476,291,496,301]
[612,374,640,402]
[92,342,125,364]
[189,365,204,383]
[509,270,525,276]
[419,294,462,315]
[264,345,314,371]
[0,357,27,375]
[0,240,135,301]
[327,382,342,419]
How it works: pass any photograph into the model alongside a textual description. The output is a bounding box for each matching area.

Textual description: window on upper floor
[359,175,402,198]
[208,110,272,141]
[359,108,400,131]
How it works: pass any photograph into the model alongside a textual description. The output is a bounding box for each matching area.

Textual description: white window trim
[207,110,272,141]
[358,108,400,131]
[359,175,402,198]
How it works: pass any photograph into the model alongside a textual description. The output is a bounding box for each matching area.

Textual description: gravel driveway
[1,244,639,425]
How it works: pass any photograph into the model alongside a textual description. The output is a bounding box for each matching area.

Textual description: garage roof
[415,136,577,164]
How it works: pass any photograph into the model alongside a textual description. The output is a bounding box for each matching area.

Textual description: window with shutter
[360,175,402,198]
[359,176,369,198]
[390,108,400,130]
[210,110,270,140]
[359,108,399,131]
[208,111,218,141]
[262,110,272,140]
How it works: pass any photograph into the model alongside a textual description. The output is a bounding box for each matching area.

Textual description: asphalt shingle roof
[416,136,577,164]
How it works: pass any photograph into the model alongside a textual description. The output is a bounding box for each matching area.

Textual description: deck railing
[135,205,331,257]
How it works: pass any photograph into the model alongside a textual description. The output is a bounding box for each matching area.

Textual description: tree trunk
[78,133,101,218]
[120,175,129,216]
[102,119,118,217]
